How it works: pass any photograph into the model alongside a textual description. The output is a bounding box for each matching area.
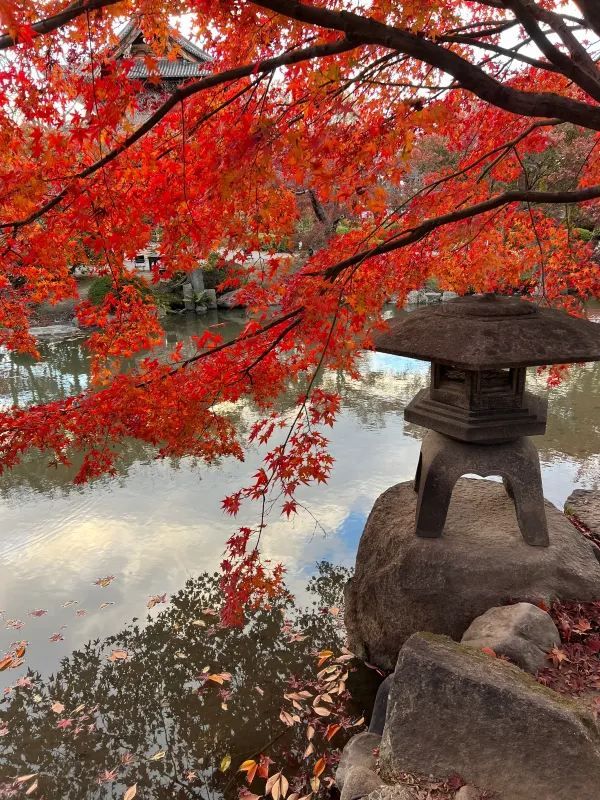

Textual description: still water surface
[0,308,599,796]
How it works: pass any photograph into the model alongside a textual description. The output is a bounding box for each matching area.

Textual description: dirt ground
[30,278,91,326]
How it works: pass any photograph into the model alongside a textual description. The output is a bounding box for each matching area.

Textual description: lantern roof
[374,294,600,370]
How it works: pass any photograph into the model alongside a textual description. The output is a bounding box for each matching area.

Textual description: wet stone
[566,489,600,538]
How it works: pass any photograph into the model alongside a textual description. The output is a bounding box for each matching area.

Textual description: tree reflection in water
[0,563,371,800]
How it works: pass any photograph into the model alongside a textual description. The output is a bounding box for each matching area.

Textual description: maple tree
[1,0,600,620]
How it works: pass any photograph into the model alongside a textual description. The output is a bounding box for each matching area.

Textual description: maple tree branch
[503,0,600,102]
[574,2,600,39]
[321,184,600,281]
[0,0,123,50]
[437,33,564,74]
[251,1,600,130]
[137,307,305,386]
[0,37,358,231]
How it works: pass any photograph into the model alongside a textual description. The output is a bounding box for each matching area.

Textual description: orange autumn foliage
[0,1,600,620]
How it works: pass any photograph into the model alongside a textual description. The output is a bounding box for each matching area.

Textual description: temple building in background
[111,20,212,274]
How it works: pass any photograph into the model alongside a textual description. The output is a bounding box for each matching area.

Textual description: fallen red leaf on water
[94,576,115,588]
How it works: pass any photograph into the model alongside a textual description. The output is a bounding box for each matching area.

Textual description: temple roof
[113,20,212,81]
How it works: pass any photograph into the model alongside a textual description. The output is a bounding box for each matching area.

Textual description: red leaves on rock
[538,601,600,698]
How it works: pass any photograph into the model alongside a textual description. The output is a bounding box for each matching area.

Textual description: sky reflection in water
[0,310,598,694]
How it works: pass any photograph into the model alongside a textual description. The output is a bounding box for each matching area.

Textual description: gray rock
[406,290,425,305]
[369,675,393,735]
[216,289,246,309]
[454,788,481,800]
[29,324,83,340]
[461,602,560,673]
[341,767,384,800]
[345,479,600,670]
[182,283,195,311]
[364,785,415,800]
[380,633,600,800]
[337,732,381,790]
[203,288,217,309]
[566,489,600,538]
[442,291,459,302]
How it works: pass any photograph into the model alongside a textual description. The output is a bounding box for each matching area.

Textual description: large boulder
[461,602,560,673]
[566,489,600,538]
[345,479,600,669]
[380,633,600,800]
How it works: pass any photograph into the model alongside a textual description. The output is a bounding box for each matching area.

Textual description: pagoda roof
[373,294,600,370]
[113,19,212,80]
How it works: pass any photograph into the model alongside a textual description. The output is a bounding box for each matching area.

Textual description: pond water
[0,307,599,797]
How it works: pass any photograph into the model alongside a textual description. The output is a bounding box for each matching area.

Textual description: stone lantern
[374,294,600,546]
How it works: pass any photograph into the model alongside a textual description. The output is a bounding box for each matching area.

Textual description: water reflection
[0,309,598,701]
[0,565,361,799]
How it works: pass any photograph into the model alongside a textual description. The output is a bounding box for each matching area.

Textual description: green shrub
[87,276,113,306]
[87,275,154,306]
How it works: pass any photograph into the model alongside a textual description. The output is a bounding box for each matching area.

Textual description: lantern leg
[414,434,461,538]
[413,452,423,493]
[414,432,550,546]
[501,439,549,547]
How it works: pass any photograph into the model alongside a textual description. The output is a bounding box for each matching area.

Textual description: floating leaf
[51,701,65,714]
[317,650,333,667]
[313,757,326,778]
[0,656,13,671]
[220,754,232,772]
[108,649,129,662]
[279,710,294,727]
[94,576,115,587]
[123,785,137,800]
[265,771,288,800]
[25,779,38,796]
[147,593,167,609]
[313,706,330,717]
[303,742,315,758]
[15,775,37,784]
[207,672,232,684]
[325,723,342,741]
[257,755,271,779]
[150,750,166,761]
[29,609,46,617]
[239,759,258,784]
